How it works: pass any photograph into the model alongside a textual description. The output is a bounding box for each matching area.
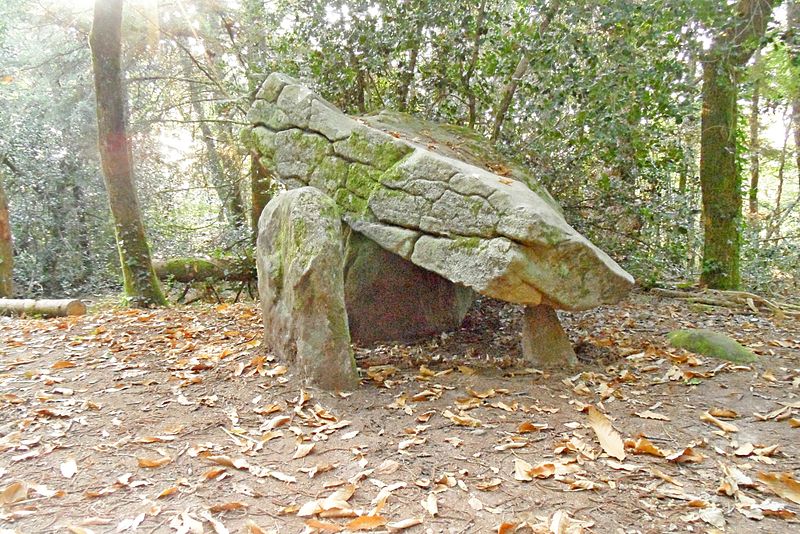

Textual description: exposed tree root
[651,288,800,318]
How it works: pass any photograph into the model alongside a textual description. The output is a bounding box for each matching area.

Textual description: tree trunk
[700,58,743,289]
[182,56,247,227]
[0,174,12,298]
[153,257,255,283]
[398,32,420,112]
[0,298,86,317]
[89,0,165,307]
[490,0,561,143]
[461,0,487,130]
[789,1,800,190]
[699,0,777,290]
[749,51,761,215]
[250,150,273,243]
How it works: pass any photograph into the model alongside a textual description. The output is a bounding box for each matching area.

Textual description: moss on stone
[334,189,369,214]
[313,157,350,192]
[345,164,383,199]
[335,130,411,170]
[667,329,757,363]
[452,236,482,250]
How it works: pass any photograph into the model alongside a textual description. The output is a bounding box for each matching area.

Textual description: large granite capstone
[245,73,634,312]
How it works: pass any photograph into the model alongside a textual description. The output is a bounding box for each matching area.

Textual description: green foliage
[0,0,797,297]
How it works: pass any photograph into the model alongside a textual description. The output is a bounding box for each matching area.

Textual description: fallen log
[0,298,87,317]
[651,288,800,318]
[153,257,255,283]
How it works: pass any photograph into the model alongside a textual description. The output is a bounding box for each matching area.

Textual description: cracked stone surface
[245,73,634,311]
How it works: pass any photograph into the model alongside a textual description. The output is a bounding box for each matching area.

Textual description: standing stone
[520,304,577,367]
[343,229,474,343]
[256,187,358,390]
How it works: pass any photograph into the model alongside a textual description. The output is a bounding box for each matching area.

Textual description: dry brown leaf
[517,421,547,433]
[442,409,481,427]
[292,442,315,459]
[134,435,176,444]
[789,418,800,428]
[244,520,268,534]
[625,437,665,457]
[666,447,705,463]
[52,360,76,369]
[709,408,738,419]
[514,458,534,482]
[635,410,671,421]
[137,456,171,468]
[421,492,438,516]
[700,411,739,433]
[209,501,248,513]
[268,470,297,483]
[386,518,423,532]
[205,455,250,470]
[649,466,683,487]
[587,406,626,461]
[375,459,400,476]
[496,523,517,534]
[0,481,28,505]
[60,458,77,479]
[321,484,356,511]
[475,477,502,491]
[202,467,226,480]
[757,472,800,504]
[304,519,342,532]
[157,486,178,499]
[346,515,388,531]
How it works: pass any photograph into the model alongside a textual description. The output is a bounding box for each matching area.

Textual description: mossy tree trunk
[699,0,777,290]
[789,1,800,191]
[749,51,761,215]
[90,0,166,307]
[250,150,273,244]
[0,173,12,297]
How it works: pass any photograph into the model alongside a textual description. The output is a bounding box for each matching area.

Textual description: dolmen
[244,73,634,390]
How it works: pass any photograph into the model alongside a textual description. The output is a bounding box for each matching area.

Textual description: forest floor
[0,291,799,534]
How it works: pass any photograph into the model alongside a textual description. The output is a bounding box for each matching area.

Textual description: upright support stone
[520,304,577,367]
[256,187,358,390]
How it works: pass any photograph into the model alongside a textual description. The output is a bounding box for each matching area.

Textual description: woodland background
[0,0,798,302]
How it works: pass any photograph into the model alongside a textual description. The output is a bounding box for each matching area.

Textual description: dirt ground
[0,291,798,533]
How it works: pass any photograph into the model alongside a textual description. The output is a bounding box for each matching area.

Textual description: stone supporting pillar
[520,304,577,367]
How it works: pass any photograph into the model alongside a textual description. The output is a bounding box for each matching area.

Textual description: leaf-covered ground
[0,292,799,533]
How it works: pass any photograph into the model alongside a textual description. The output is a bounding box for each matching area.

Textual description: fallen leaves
[757,471,800,504]
[420,492,438,517]
[60,458,77,478]
[635,410,671,421]
[441,409,481,427]
[700,411,739,433]
[586,406,626,461]
[137,455,172,468]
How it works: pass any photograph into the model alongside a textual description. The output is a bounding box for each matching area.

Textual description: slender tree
[749,50,762,215]
[490,0,561,143]
[699,0,778,289]
[789,0,800,190]
[0,170,11,297]
[89,0,165,306]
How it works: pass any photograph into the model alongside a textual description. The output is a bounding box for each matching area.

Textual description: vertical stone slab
[521,304,577,367]
[256,187,358,390]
